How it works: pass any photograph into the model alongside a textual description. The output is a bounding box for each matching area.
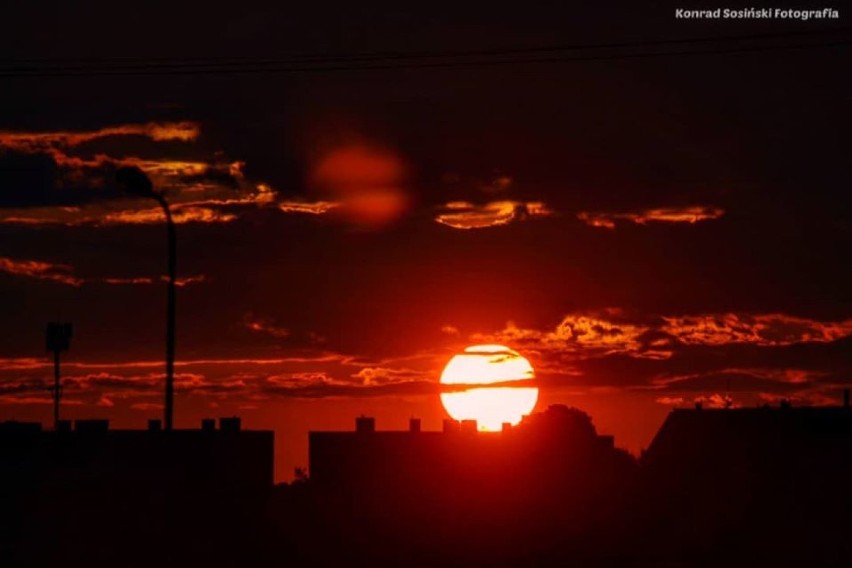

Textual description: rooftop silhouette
[0,417,273,567]
[3,398,852,566]
[637,396,852,565]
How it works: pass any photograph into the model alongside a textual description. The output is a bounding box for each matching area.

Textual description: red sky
[0,2,849,481]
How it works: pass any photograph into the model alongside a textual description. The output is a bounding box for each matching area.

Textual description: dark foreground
[3,404,851,567]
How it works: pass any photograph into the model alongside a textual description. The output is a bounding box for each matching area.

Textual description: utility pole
[46,322,73,429]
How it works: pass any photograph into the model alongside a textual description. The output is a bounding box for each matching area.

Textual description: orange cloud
[652,367,830,389]
[173,275,206,287]
[1,367,254,405]
[351,366,425,386]
[662,313,852,346]
[0,256,83,286]
[27,152,223,179]
[471,311,654,359]
[278,200,341,215]
[470,311,852,366]
[0,203,248,227]
[693,393,734,408]
[260,371,407,397]
[0,203,255,226]
[0,347,444,407]
[102,277,155,285]
[57,354,346,370]
[0,358,46,371]
[551,314,647,353]
[655,396,685,406]
[435,200,553,229]
[103,205,239,225]
[577,206,724,228]
[0,121,200,151]
[130,402,164,411]
[0,395,81,405]
[757,389,841,407]
[243,315,291,338]
[261,370,435,399]
[101,275,205,286]
[724,368,828,384]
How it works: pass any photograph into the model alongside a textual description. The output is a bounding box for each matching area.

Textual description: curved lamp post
[116,166,176,431]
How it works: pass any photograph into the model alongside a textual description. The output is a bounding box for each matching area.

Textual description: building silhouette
[296,398,852,566]
[301,405,638,565]
[310,404,631,492]
[638,395,852,565]
[0,417,273,567]
[4,397,852,566]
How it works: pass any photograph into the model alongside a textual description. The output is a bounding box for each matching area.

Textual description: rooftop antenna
[46,322,73,429]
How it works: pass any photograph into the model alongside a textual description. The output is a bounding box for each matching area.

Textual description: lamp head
[115,166,155,198]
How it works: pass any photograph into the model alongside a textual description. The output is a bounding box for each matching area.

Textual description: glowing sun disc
[440,344,538,430]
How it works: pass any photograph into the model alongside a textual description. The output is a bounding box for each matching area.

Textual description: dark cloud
[0,150,122,208]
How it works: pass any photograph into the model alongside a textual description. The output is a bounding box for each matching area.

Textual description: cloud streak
[243,315,291,338]
[0,122,199,150]
[474,311,852,362]
[278,200,341,215]
[662,313,852,346]
[0,311,848,410]
[0,256,83,286]
[471,311,657,360]
[0,255,205,287]
[435,200,553,229]
[577,206,724,228]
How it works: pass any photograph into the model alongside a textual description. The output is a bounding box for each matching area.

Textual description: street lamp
[116,166,177,431]
[46,322,73,429]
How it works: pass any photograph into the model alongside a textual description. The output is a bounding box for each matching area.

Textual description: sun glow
[440,344,538,430]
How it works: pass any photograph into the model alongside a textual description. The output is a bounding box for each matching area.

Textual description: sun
[440,344,538,431]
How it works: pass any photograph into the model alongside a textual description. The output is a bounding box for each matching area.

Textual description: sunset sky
[1,2,849,480]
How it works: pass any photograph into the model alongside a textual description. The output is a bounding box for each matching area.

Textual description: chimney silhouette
[356,416,375,433]
[844,388,849,409]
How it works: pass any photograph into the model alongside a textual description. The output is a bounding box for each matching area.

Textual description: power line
[2,27,849,66]
[1,29,849,78]
[0,28,852,65]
